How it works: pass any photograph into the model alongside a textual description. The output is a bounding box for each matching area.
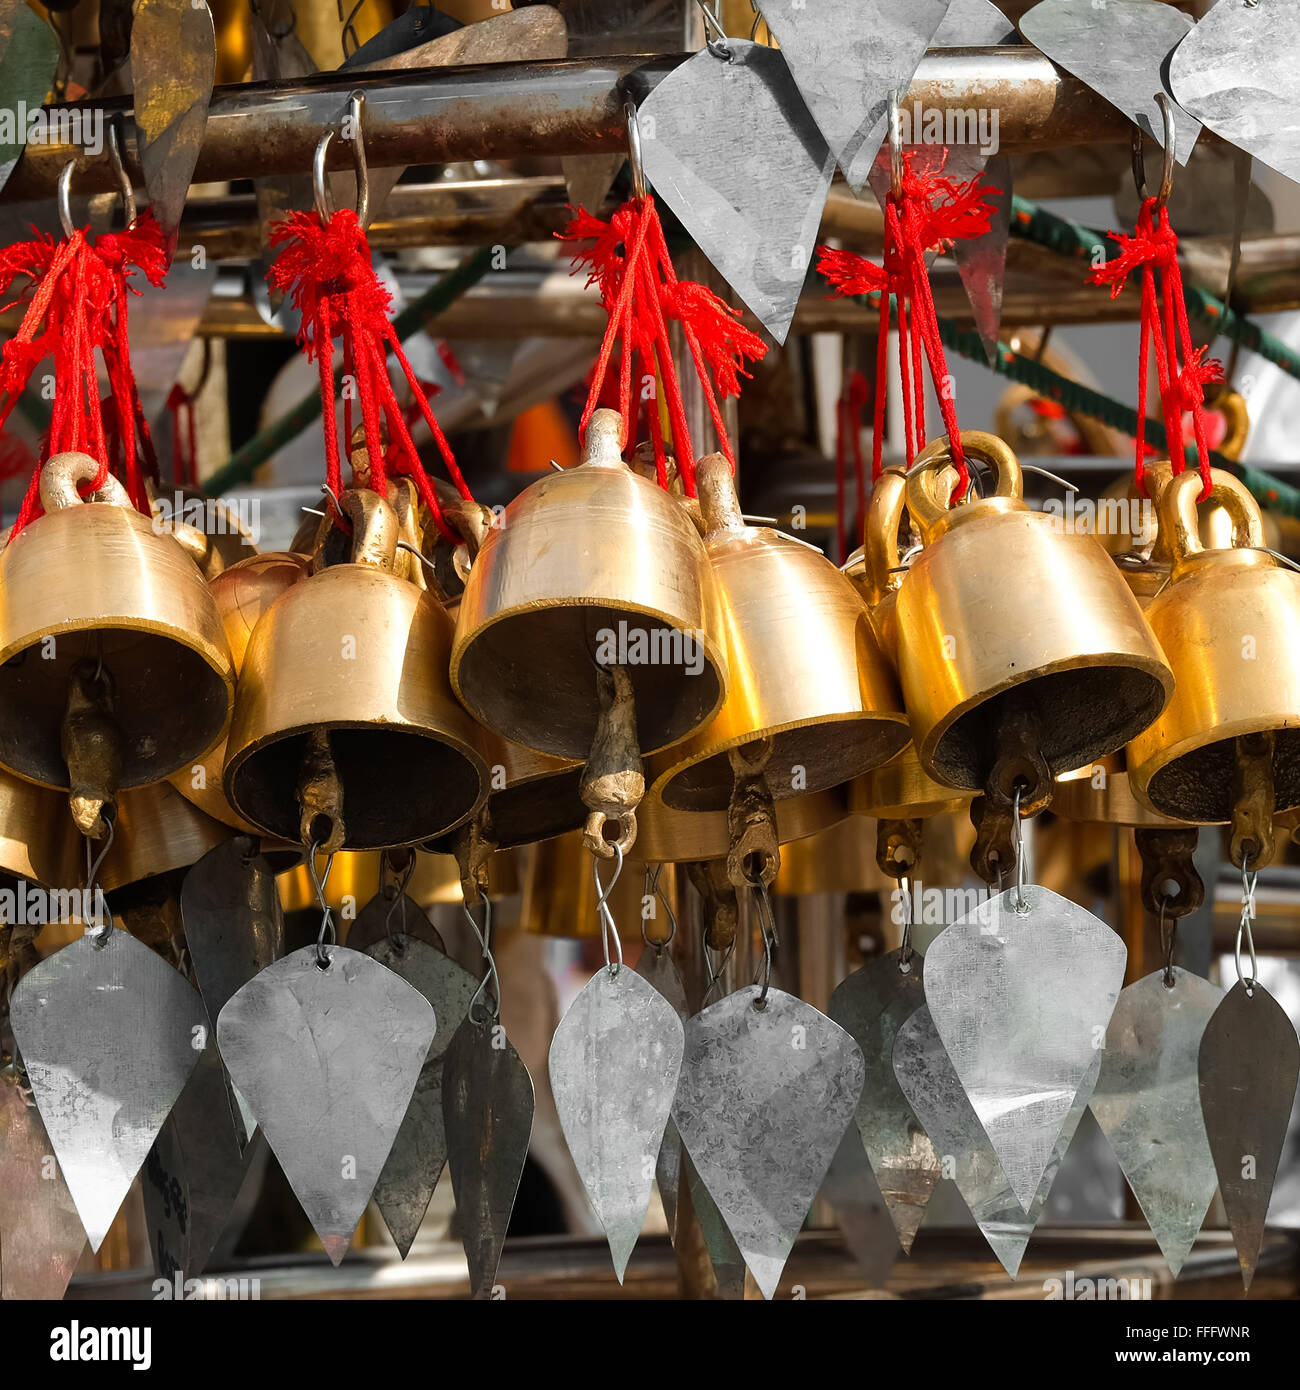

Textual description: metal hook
[56,161,76,239]
[308,842,337,968]
[694,0,732,58]
[641,863,677,950]
[1236,851,1258,995]
[752,882,777,1008]
[898,871,914,973]
[465,895,501,1024]
[701,917,736,1007]
[313,91,371,229]
[1011,783,1029,913]
[381,849,416,946]
[84,818,116,945]
[593,843,625,973]
[888,88,905,199]
[749,0,764,41]
[624,99,647,202]
[1131,92,1176,210]
[106,122,137,228]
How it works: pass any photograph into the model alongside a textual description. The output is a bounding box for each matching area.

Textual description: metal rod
[1,49,1167,204]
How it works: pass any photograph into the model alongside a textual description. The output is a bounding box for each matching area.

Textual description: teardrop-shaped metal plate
[828,948,939,1254]
[820,1125,900,1288]
[443,1014,535,1298]
[1198,980,1300,1291]
[216,944,434,1265]
[635,946,688,1240]
[9,929,207,1252]
[550,965,684,1281]
[672,985,866,1299]
[348,892,445,956]
[1170,0,1300,189]
[894,1004,1098,1278]
[638,39,836,344]
[755,0,951,191]
[1090,967,1221,1277]
[1019,0,1199,162]
[142,1043,257,1282]
[684,1151,748,1300]
[0,1063,84,1299]
[923,885,1126,1211]
[362,935,477,1258]
[934,0,1017,47]
[0,1,60,197]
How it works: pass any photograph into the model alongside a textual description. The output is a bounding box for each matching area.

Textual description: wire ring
[1235,852,1258,994]
[694,0,732,58]
[641,863,677,950]
[314,91,371,229]
[107,122,136,228]
[752,883,778,1008]
[84,818,117,945]
[593,843,625,973]
[308,842,337,968]
[1011,783,1030,913]
[465,896,501,1025]
[1131,92,1176,210]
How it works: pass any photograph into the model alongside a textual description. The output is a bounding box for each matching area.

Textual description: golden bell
[895,432,1173,791]
[1053,752,1193,827]
[98,781,232,896]
[650,454,909,811]
[225,489,488,850]
[169,551,311,833]
[1128,468,1300,823]
[150,485,260,579]
[0,768,82,889]
[450,409,728,760]
[0,452,235,794]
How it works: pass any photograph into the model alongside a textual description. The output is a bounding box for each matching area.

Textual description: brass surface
[650,456,908,811]
[1128,469,1300,823]
[774,814,893,895]
[168,552,309,832]
[849,746,971,820]
[896,433,1173,791]
[451,410,727,760]
[1052,754,1194,828]
[277,850,486,914]
[0,454,235,791]
[519,828,670,938]
[0,769,82,889]
[98,781,232,896]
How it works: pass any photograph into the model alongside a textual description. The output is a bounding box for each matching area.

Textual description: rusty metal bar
[3,48,1161,204]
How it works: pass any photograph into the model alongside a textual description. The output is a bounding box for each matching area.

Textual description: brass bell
[451,409,728,850]
[895,431,1173,794]
[149,484,259,579]
[225,488,488,851]
[0,768,83,890]
[1053,752,1193,828]
[627,784,848,864]
[0,453,235,825]
[1127,468,1300,846]
[650,453,909,812]
[519,828,661,938]
[169,551,311,834]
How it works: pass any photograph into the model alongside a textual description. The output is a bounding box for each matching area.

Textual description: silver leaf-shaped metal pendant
[954,154,1012,364]
[934,0,1017,46]
[550,965,684,1281]
[132,0,217,249]
[820,1125,900,1288]
[10,929,207,1252]
[0,1063,84,1299]
[1019,0,1199,163]
[348,892,445,956]
[635,946,689,1240]
[142,1043,257,1283]
[1170,0,1300,189]
[894,1004,1098,1278]
[672,985,865,1299]
[684,1151,748,1299]
[1198,980,1300,1291]
[1090,967,1221,1277]
[923,885,1125,1211]
[216,944,434,1265]
[362,934,477,1258]
[0,2,59,197]
[756,0,951,191]
[638,39,835,344]
[828,948,939,1254]
[443,1014,534,1298]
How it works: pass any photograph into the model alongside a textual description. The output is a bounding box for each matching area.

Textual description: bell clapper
[969,689,1054,887]
[452,813,497,912]
[62,657,126,840]
[685,858,739,955]
[724,737,780,891]
[297,728,346,856]
[1229,730,1276,871]
[580,664,644,859]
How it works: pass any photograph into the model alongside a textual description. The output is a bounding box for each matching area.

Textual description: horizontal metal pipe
[3,47,1156,204]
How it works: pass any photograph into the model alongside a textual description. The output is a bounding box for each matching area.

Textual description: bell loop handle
[328,487,401,572]
[695,450,746,537]
[641,863,677,951]
[313,90,371,230]
[906,431,1023,543]
[863,467,909,608]
[83,816,116,946]
[465,895,502,1025]
[1159,467,1264,573]
[593,843,625,974]
[39,451,133,513]
[1131,92,1176,211]
[1235,852,1259,996]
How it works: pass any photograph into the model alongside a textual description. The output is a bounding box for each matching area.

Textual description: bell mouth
[226,724,487,851]
[453,603,726,760]
[653,712,911,813]
[0,626,232,791]
[1142,726,1300,825]
[924,663,1172,793]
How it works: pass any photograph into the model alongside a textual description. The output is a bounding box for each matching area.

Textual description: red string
[267,208,473,542]
[166,382,199,487]
[833,370,869,561]
[817,151,997,502]
[559,195,767,495]
[1090,199,1222,499]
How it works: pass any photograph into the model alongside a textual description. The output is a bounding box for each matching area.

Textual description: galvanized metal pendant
[923,885,1126,1211]
[216,944,434,1265]
[821,1126,900,1288]
[361,931,477,1258]
[348,890,445,956]
[550,964,684,1281]
[0,0,59,196]
[0,1062,84,1299]
[142,1043,257,1283]
[1199,980,1300,1290]
[828,947,939,1254]
[673,985,866,1299]
[10,928,207,1252]
[684,1151,748,1300]
[1090,967,1221,1277]
[635,944,689,1240]
[1170,0,1300,188]
[637,39,836,344]
[894,1004,1099,1278]
[755,0,951,191]
[443,1013,535,1298]
[1019,0,1200,163]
